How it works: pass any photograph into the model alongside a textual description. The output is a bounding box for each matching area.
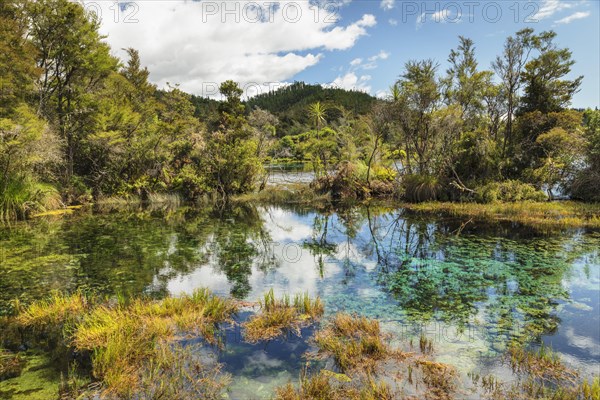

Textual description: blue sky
[96,0,599,108]
[295,0,600,108]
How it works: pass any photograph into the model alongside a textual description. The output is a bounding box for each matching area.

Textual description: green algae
[0,353,60,400]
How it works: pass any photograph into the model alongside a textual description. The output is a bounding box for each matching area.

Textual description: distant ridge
[190,82,377,135]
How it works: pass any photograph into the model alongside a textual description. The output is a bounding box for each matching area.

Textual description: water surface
[1,203,599,397]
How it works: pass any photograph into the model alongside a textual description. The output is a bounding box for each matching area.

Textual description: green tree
[571,109,600,201]
[26,0,118,189]
[0,1,38,118]
[444,36,494,130]
[530,126,583,198]
[202,81,261,198]
[492,28,535,154]
[395,59,442,175]
[520,31,583,114]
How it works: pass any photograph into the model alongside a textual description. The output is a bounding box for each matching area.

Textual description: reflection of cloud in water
[261,207,312,242]
[245,248,343,299]
[166,265,231,297]
[565,327,600,357]
[564,257,600,291]
[245,351,284,370]
[333,242,378,271]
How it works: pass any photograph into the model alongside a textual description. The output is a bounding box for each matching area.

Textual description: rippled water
[1,202,599,397]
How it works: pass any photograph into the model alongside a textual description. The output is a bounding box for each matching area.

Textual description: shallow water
[1,203,599,397]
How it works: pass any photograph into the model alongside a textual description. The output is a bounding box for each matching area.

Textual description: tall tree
[0,1,38,118]
[202,81,261,198]
[395,59,441,175]
[520,31,583,114]
[26,0,117,185]
[444,36,493,129]
[492,28,535,154]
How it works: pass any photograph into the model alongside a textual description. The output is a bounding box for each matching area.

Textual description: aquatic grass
[0,176,63,222]
[10,289,236,398]
[417,360,457,400]
[313,313,393,373]
[138,342,230,400]
[478,344,596,400]
[419,332,434,355]
[311,313,461,398]
[274,371,394,400]
[243,289,324,343]
[506,343,577,383]
[404,201,600,229]
[72,289,237,396]
[14,291,89,335]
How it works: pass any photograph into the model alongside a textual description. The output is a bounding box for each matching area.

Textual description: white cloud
[380,0,395,11]
[388,18,398,26]
[348,50,390,72]
[89,1,376,97]
[375,89,388,99]
[554,11,591,24]
[534,0,576,20]
[369,50,390,62]
[330,72,372,93]
[416,8,461,29]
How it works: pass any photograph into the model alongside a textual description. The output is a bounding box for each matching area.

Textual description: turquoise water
[1,203,599,397]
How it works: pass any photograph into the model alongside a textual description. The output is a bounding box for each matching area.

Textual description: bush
[475,180,547,203]
[171,164,207,201]
[0,175,62,221]
[570,170,600,202]
[402,175,443,203]
[312,162,396,200]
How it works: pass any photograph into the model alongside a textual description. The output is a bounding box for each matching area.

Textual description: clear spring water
[1,202,598,398]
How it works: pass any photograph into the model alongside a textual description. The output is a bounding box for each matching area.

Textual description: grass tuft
[313,313,394,373]
[243,289,324,343]
[10,289,236,398]
[274,370,394,400]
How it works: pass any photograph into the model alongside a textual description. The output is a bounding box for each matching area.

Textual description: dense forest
[1,0,599,220]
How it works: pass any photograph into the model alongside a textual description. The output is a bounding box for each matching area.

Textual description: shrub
[402,175,443,203]
[312,162,396,200]
[474,180,547,203]
[0,176,62,221]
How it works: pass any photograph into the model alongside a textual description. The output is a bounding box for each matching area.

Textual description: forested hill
[190,82,377,135]
[247,82,376,115]
[246,82,376,134]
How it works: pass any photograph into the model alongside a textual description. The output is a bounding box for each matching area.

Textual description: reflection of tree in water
[0,204,277,311]
[302,213,337,278]
[202,204,276,299]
